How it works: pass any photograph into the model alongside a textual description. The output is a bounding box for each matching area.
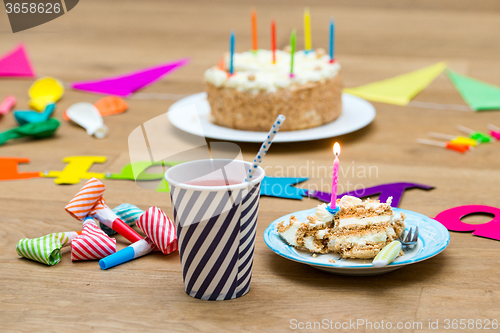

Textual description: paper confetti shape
[99,203,144,236]
[446,69,500,111]
[71,217,116,261]
[136,206,178,255]
[16,232,73,266]
[71,58,189,97]
[344,62,447,105]
[0,44,35,77]
[65,177,106,220]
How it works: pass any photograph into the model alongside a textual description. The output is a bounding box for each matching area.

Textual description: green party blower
[0,118,60,146]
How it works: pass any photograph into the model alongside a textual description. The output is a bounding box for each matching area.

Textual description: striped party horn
[99,203,144,236]
[99,207,177,270]
[99,238,156,270]
[136,206,178,255]
[71,217,117,261]
[16,231,81,266]
[65,178,143,243]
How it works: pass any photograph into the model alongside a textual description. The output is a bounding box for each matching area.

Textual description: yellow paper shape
[343,62,447,105]
[43,156,106,184]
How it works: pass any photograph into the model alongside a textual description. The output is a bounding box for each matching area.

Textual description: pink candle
[330,142,341,209]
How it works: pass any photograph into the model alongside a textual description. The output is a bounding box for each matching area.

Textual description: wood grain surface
[1,1,500,332]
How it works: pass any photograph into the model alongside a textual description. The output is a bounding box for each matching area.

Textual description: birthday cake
[204,49,342,131]
[277,196,405,259]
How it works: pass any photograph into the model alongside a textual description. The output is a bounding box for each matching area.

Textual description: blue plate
[263,208,450,276]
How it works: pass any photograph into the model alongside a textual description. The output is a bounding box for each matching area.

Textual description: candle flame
[333,142,341,157]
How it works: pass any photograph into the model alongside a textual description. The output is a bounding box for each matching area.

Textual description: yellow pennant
[343,62,447,105]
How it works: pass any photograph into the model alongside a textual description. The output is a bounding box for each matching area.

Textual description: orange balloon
[94,96,128,117]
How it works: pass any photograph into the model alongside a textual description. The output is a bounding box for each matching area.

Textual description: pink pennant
[71,217,116,261]
[0,44,35,77]
[136,206,178,255]
[70,58,189,97]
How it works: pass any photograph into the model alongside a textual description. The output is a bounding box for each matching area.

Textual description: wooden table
[1,1,500,331]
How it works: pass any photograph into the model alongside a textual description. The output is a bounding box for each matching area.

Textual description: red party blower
[65,177,143,243]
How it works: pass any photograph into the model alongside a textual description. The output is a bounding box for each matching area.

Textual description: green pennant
[446,69,500,111]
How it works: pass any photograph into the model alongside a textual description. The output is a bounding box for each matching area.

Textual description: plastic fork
[398,226,418,249]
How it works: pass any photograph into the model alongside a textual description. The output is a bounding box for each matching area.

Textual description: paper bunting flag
[0,44,35,77]
[306,182,434,208]
[71,217,116,261]
[99,203,144,236]
[446,69,500,111]
[16,231,79,266]
[136,206,178,255]
[71,58,189,97]
[260,176,308,199]
[344,62,447,105]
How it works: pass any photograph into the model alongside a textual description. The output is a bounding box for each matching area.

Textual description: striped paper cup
[165,159,265,301]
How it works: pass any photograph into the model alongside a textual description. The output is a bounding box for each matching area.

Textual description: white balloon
[66,102,108,139]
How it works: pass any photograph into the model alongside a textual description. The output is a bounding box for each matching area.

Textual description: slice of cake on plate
[277,196,405,260]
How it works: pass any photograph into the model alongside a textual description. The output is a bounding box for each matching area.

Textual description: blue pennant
[260,176,308,200]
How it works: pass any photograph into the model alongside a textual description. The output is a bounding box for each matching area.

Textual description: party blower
[71,216,116,261]
[16,231,81,266]
[99,206,178,269]
[65,178,143,243]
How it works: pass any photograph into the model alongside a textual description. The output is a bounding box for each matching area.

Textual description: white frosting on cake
[279,221,302,247]
[204,49,341,93]
[313,203,334,226]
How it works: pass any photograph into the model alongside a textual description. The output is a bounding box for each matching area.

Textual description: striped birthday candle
[16,231,80,266]
[100,203,144,236]
[71,217,116,261]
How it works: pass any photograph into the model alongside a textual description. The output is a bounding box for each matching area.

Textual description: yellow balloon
[29,77,64,111]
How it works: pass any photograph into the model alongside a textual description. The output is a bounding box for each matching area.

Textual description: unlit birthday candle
[329,17,335,62]
[16,231,81,266]
[417,139,471,153]
[487,124,500,140]
[245,115,286,181]
[304,8,312,52]
[457,125,495,143]
[428,132,478,147]
[65,177,143,243]
[99,206,178,270]
[71,216,116,261]
[329,142,341,210]
[251,8,258,52]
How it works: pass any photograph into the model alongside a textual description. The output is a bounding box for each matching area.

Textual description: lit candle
[329,17,335,63]
[251,9,258,53]
[271,20,277,64]
[230,30,235,75]
[304,8,311,53]
[290,29,296,77]
[330,142,341,209]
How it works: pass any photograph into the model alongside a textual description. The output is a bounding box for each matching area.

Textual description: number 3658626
[5,3,61,14]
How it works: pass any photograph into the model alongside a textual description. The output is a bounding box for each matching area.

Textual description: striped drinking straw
[245,114,286,181]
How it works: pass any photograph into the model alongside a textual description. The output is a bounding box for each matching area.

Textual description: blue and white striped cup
[165,159,265,301]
